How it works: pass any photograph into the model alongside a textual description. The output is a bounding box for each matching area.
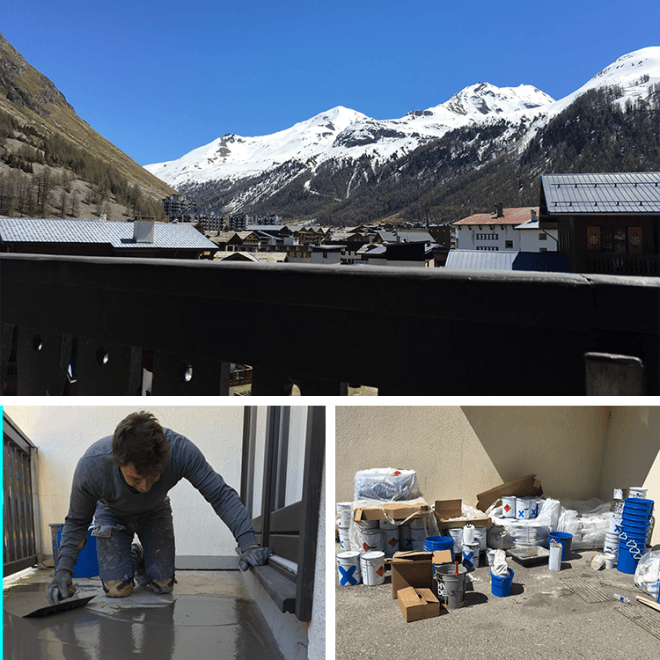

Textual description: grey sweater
[57,428,257,573]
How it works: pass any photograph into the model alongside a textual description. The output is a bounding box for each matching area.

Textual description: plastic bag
[488,498,561,548]
[347,498,437,553]
[634,550,660,600]
[557,498,609,550]
[353,468,420,502]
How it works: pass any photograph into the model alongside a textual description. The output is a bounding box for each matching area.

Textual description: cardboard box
[475,474,543,512]
[353,501,432,522]
[390,551,433,599]
[397,587,440,622]
[435,499,491,530]
[389,549,452,598]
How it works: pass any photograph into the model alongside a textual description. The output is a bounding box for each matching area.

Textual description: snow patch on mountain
[144,47,659,195]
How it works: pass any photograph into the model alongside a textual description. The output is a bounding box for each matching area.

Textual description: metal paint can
[502,496,517,518]
[360,550,385,586]
[361,529,384,553]
[410,527,426,551]
[462,542,480,569]
[379,520,400,556]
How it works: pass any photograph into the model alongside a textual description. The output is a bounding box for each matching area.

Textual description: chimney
[134,220,155,243]
[495,203,504,218]
[530,209,537,223]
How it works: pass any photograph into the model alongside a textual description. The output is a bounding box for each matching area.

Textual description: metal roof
[454,207,540,226]
[445,250,517,270]
[445,249,569,272]
[0,218,217,250]
[542,172,660,214]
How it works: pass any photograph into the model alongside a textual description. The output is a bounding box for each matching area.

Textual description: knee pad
[102,578,134,598]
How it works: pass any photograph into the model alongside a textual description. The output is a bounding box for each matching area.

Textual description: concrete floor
[335,544,660,660]
[3,568,285,660]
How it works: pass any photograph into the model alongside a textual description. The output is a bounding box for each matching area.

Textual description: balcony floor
[3,568,284,660]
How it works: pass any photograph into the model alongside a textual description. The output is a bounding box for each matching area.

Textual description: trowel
[22,594,96,618]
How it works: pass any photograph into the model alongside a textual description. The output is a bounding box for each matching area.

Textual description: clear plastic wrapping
[634,550,660,600]
[353,468,421,502]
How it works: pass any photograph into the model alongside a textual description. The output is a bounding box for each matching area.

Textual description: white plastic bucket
[473,527,488,552]
[629,487,648,499]
[361,550,385,586]
[336,502,351,516]
[338,528,350,551]
[603,553,616,569]
[361,529,384,553]
[462,542,480,569]
[380,521,400,555]
[447,527,464,554]
[607,511,623,534]
[515,497,535,519]
[410,528,426,551]
[337,551,361,586]
[463,524,475,545]
[338,509,352,529]
[613,489,624,500]
[399,524,412,551]
[502,496,517,518]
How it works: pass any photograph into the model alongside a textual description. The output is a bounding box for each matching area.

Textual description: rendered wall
[4,405,245,560]
[599,407,660,545]
[336,406,608,506]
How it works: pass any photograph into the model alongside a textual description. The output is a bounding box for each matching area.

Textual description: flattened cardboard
[397,587,440,622]
[475,474,543,512]
[390,551,433,599]
[353,501,432,522]
[435,499,491,529]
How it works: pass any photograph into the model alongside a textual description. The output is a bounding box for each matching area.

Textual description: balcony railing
[588,253,660,276]
[1,253,658,395]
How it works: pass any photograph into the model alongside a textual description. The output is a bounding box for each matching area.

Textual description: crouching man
[47,411,271,604]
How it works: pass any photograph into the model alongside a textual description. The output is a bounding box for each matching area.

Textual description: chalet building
[453,206,543,252]
[0,218,217,260]
[539,172,660,276]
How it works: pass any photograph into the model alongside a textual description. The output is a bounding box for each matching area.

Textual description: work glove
[47,570,76,606]
[238,545,272,571]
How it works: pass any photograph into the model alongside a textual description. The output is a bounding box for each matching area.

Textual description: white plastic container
[515,497,535,519]
[462,542,480,569]
[463,524,475,545]
[549,542,562,571]
[629,487,648,499]
[447,527,464,554]
[337,509,352,529]
[336,551,361,586]
[338,528,350,550]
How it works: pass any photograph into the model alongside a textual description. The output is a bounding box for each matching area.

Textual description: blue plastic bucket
[52,524,99,577]
[623,498,654,511]
[424,536,455,552]
[548,532,573,561]
[491,569,514,597]
[617,544,642,574]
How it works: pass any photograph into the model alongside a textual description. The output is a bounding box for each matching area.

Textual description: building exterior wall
[519,228,559,252]
[335,406,660,546]
[455,225,520,251]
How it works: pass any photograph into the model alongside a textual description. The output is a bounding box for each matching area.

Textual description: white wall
[4,405,246,559]
[518,228,559,251]
[455,225,520,251]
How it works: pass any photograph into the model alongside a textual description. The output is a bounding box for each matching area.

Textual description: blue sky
[3,0,659,166]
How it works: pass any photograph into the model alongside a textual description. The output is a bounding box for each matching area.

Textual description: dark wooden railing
[588,253,660,276]
[1,253,658,395]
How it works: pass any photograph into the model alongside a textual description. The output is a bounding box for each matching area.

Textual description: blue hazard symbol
[338,565,358,585]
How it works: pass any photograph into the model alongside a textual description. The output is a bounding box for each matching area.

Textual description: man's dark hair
[112,411,169,477]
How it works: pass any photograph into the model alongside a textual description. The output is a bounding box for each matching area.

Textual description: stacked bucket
[617,497,653,574]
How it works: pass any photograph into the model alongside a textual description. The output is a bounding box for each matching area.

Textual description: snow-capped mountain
[145,47,660,218]
[146,84,554,189]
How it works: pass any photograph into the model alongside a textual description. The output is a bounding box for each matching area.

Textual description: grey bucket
[436,564,468,610]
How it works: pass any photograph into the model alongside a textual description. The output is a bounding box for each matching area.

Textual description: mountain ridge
[145,46,660,224]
